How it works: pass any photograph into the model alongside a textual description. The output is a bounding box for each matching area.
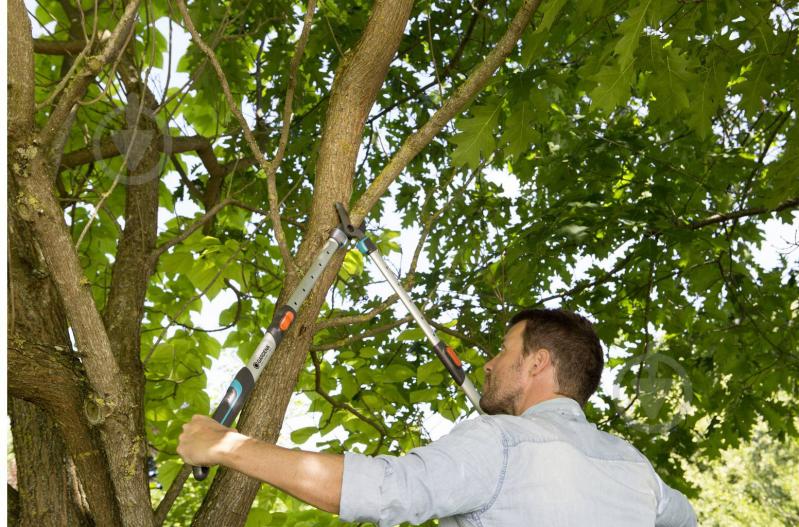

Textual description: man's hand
[177,415,245,467]
[177,415,344,514]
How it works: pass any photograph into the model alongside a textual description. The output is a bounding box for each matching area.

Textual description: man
[178,308,697,526]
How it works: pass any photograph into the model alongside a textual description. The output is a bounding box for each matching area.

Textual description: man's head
[480,308,604,415]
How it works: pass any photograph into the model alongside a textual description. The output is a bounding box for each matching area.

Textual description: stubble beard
[480,374,519,415]
[480,355,526,415]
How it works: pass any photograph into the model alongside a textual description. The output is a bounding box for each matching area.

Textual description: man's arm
[177,415,344,513]
[179,413,505,526]
[340,416,505,526]
[654,472,697,527]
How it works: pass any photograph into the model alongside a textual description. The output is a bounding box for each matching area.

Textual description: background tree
[685,418,799,526]
[7,0,798,525]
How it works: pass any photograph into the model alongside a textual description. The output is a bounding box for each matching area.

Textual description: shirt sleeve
[653,472,697,527]
[339,416,506,527]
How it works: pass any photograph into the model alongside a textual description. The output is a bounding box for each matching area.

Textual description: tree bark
[192,1,414,524]
[8,0,155,524]
[101,57,166,493]
[7,197,122,526]
[7,0,34,139]
[7,1,122,525]
[8,484,21,526]
[9,399,91,527]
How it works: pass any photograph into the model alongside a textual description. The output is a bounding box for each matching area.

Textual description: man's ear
[527,348,551,376]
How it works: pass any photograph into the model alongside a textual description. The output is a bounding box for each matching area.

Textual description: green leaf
[338,249,364,280]
[290,426,318,444]
[410,388,440,404]
[417,360,444,384]
[502,99,540,159]
[521,0,567,65]
[686,57,730,139]
[382,364,415,383]
[397,327,426,342]
[614,0,651,68]
[449,103,501,168]
[156,459,183,489]
[646,43,698,121]
[538,0,567,33]
[589,63,635,113]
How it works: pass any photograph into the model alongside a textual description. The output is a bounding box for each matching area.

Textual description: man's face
[480,322,529,415]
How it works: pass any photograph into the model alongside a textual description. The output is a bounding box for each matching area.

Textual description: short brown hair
[509,309,603,406]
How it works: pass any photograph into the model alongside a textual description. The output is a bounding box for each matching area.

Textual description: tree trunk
[8,484,21,526]
[192,1,414,524]
[99,57,167,511]
[9,399,91,527]
[7,174,123,526]
[8,0,154,524]
[7,1,122,525]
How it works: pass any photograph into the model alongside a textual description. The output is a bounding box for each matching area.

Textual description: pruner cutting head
[335,202,366,240]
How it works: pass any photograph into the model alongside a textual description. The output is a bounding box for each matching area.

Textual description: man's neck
[514,392,567,416]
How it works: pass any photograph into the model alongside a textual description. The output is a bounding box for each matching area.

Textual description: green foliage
[687,419,799,526]
[450,102,501,168]
[33,0,799,524]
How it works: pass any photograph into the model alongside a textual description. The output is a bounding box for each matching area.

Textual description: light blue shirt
[340,397,696,526]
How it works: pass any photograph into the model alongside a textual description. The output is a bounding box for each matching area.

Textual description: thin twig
[351,0,543,225]
[310,314,414,352]
[309,350,388,455]
[153,465,191,527]
[175,0,316,274]
[74,91,148,249]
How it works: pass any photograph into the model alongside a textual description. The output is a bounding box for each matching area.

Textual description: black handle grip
[193,465,209,481]
[191,368,256,480]
[433,342,466,384]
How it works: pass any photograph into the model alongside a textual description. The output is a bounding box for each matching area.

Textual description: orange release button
[445,346,462,367]
[279,311,295,331]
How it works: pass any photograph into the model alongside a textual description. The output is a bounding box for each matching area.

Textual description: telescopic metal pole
[192,225,349,480]
[335,204,484,414]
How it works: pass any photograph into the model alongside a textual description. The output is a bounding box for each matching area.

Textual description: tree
[687,418,799,526]
[6,0,798,525]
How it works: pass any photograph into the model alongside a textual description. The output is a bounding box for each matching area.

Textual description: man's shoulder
[468,414,653,465]
[448,414,507,439]
[589,428,654,464]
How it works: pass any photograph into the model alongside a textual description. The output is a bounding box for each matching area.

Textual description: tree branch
[309,350,388,455]
[7,341,122,526]
[367,0,488,124]
[192,3,415,522]
[314,296,400,331]
[8,0,35,137]
[59,134,255,174]
[175,0,302,273]
[32,38,87,55]
[687,197,799,230]
[153,465,192,527]
[310,314,413,352]
[38,0,141,150]
[350,0,543,225]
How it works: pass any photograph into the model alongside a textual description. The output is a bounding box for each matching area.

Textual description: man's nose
[484,357,494,372]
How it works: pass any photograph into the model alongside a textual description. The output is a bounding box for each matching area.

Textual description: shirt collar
[521,397,586,421]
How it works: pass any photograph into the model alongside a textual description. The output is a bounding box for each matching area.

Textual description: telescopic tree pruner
[192,203,483,481]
